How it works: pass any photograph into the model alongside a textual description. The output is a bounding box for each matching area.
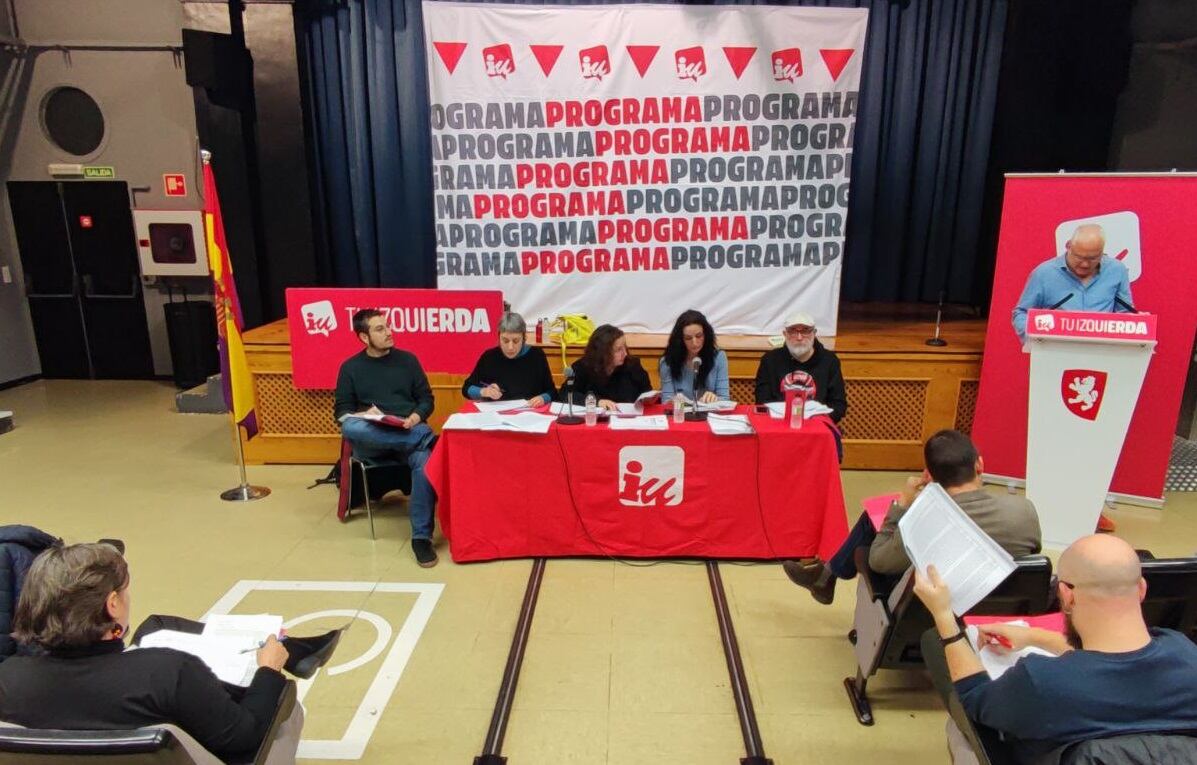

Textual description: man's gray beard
[787,341,813,359]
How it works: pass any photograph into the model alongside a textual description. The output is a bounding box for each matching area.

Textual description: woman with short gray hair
[462,311,556,406]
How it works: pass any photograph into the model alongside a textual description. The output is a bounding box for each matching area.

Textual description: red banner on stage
[285,288,503,389]
[972,175,1197,501]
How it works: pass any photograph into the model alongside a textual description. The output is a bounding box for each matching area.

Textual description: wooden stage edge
[241,304,987,471]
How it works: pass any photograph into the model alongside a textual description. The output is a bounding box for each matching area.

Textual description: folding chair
[844,551,1053,725]
[335,438,413,539]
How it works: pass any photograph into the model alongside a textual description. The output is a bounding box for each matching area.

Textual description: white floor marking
[202,580,444,760]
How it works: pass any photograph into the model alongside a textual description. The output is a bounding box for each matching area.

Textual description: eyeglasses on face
[784,326,815,337]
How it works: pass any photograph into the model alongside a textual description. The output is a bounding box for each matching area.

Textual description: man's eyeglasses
[1067,252,1104,265]
[784,326,815,337]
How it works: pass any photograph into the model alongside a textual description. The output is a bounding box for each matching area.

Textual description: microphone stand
[684,359,708,421]
[556,375,584,425]
[925,291,947,347]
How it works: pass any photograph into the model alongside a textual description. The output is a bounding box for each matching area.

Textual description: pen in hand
[239,636,288,654]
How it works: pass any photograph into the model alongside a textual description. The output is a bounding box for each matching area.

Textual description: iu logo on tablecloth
[301,300,337,337]
[1061,369,1107,421]
[618,446,684,507]
[674,47,706,81]
[482,44,514,79]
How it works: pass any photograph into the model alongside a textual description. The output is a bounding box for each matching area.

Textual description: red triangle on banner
[625,45,660,78]
[530,45,564,76]
[722,47,757,80]
[819,48,855,81]
[433,41,468,74]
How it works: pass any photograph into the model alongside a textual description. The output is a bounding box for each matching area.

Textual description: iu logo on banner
[579,45,611,80]
[1061,369,1108,421]
[300,300,337,337]
[771,48,803,82]
[674,46,706,81]
[483,44,515,79]
[618,446,684,507]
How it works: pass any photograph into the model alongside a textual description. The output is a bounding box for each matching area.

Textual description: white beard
[786,340,813,360]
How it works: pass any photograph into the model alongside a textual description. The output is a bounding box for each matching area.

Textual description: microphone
[1048,293,1074,310]
[685,357,707,421]
[1115,296,1139,313]
[925,291,948,347]
[557,365,583,425]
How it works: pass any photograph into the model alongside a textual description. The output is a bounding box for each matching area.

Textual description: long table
[425,406,849,562]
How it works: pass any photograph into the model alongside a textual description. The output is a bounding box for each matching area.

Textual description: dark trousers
[826,513,877,579]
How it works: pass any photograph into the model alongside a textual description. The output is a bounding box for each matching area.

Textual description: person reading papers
[561,324,651,412]
[659,310,730,403]
[753,312,847,422]
[0,543,339,764]
[335,308,439,567]
[784,430,1041,604]
[461,312,555,407]
[915,534,1197,762]
[1012,222,1130,533]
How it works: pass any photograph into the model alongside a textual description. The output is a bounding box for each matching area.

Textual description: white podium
[1024,309,1157,548]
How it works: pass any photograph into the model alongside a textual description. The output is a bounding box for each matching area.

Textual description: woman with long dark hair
[561,324,651,411]
[659,310,729,403]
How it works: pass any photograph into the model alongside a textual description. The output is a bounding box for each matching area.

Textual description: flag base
[221,484,271,502]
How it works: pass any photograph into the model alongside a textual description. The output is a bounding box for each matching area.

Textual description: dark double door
[9,181,153,378]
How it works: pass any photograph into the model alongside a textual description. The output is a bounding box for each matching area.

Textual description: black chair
[0,680,297,764]
[336,437,414,539]
[844,551,1054,725]
[1140,557,1197,641]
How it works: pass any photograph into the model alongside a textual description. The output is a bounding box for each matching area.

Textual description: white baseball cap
[783,312,816,330]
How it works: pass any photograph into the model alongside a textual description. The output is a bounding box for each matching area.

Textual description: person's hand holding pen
[253,635,288,672]
[480,383,504,400]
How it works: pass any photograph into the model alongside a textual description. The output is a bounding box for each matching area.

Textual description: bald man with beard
[915,535,1197,761]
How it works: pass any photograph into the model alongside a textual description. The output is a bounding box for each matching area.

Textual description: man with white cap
[753,312,847,422]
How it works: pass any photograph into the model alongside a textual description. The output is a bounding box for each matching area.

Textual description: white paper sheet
[202,613,283,643]
[898,483,1017,615]
[607,415,670,431]
[444,411,556,434]
[139,630,261,686]
[472,399,531,412]
[764,401,834,419]
[548,402,610,418]
[707,413,755,435]
[965,621,1055,679]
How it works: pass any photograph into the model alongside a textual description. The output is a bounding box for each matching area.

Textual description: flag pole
[203,148,270,502]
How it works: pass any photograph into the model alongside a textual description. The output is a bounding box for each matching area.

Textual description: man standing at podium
[1010,223,1135,532]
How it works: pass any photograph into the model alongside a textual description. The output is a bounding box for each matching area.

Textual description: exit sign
[82,166,115,179]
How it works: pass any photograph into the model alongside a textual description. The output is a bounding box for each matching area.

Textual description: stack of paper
[965,621,1055,678]
[707,414,754,435]
[608,415,669,431]
[444,411,556,434]
[897,483,1017,615]
[138,613,284,687]
[764,401,834,419]
[548,402,610,418]
[472,399,531,413]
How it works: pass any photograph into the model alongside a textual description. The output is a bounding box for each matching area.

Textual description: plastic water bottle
[673,392,686,424]
[584,392,597,426]
[789,390,806,429]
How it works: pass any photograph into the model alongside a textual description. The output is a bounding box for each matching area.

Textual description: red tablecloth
[425,405,848,562]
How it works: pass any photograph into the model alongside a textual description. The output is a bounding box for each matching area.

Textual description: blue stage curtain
[298,0,1007,304]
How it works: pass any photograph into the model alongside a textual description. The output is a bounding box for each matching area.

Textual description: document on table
[898,483,1016,615]
[548,402,609,418]
[443,411,556,434]
[669,395,737,412]
[138,614,285,687]
[472,399,531,413]
[707,413,754,435]
[607,415,669,431]
[965,621,1055,679]
[764,401,834,419]
[633,389,661,410]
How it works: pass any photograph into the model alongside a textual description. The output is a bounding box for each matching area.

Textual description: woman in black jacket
[561,324,651,410]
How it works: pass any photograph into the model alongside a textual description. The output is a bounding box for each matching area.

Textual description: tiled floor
[2,379,1194,764]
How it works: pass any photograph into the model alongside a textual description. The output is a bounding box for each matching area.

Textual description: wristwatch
[940,629,968,647]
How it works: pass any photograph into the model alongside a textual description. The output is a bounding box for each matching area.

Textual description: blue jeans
[340,419,437,540]
[826,512,877,579]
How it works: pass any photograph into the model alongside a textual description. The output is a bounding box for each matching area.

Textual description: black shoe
[782,560,835,605]
[412,538,438,568]
[283,629,343,679]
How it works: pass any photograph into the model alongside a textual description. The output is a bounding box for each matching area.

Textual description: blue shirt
[1012,255,1134,342]
[956,628,1197,760]
[658,350,730,400]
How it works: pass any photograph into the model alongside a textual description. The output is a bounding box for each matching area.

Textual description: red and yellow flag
[202,156,258,439]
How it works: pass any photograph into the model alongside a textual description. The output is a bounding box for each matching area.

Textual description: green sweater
[333,349,435,422]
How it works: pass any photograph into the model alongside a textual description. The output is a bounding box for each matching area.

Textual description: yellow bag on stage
[549,314,595,368]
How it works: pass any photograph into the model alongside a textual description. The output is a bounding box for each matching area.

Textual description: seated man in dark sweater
[784,429,1041,604]
[335,309,439,567]
[462,312,556,406]
[916,534,1197,761]
[753,312,847,423]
